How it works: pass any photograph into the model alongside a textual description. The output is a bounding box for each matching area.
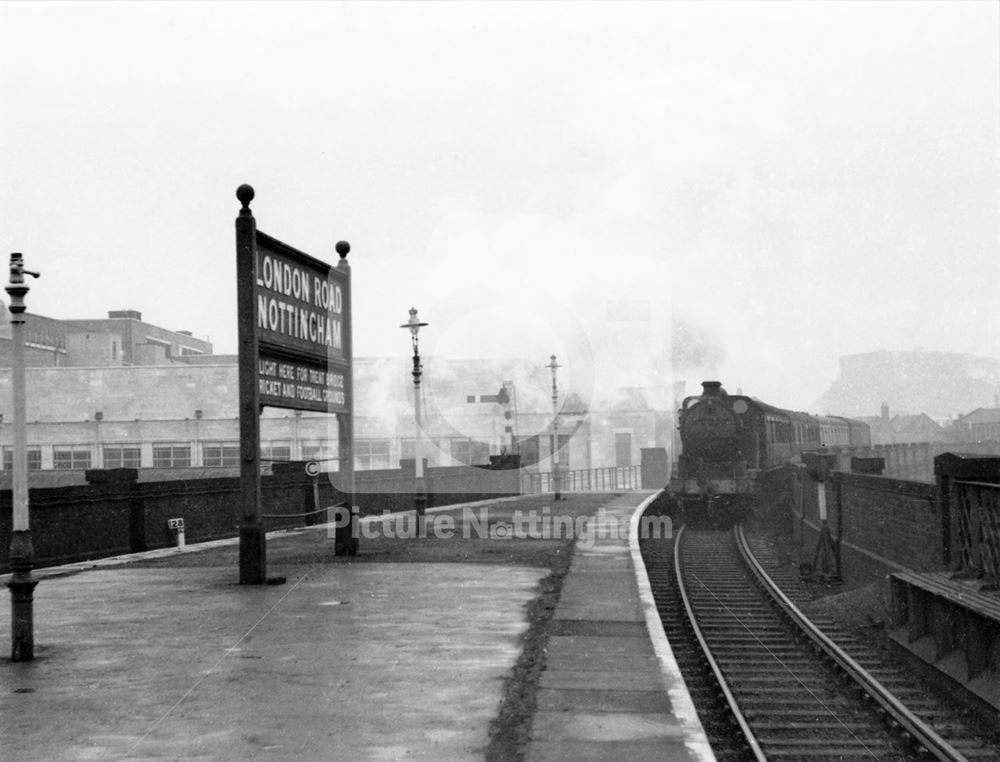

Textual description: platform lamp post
[7,253,40,661]
[548,354,561,500]
[401,308,428,534]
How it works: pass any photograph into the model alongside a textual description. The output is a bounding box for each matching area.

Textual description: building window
[103,445,141,469]
[2,447,41,471]
[153,443,191,468]
[301,440,336,462]
[203,442,239,467]
[355,439,391,470]
[53,445,93,470]
[261,441,291,462]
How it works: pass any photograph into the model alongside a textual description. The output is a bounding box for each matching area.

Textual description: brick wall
[0,473,316,571]
[0,464,520,572]
[782,467,943,587]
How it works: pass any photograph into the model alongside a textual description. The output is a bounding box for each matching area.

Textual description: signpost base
[239,524,267,585]
[7,529,37,661]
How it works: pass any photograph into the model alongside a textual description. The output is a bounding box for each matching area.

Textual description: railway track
[639,523,999,761]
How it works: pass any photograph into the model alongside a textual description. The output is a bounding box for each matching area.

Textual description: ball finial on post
[336,240,351,259]
[236,184,255,215]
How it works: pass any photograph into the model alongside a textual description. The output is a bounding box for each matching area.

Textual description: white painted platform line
[361,494,527,524]
[630,491,717,762]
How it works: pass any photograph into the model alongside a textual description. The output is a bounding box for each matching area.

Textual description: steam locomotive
[668,381,871,524]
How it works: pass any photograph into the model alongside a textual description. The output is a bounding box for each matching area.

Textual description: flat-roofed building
[0,308,669,482]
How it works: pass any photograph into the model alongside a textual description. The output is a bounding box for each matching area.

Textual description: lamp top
[400,306,428,335]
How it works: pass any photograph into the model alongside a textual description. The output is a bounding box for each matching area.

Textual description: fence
[953,480,1000,586]
[522,465,641,494]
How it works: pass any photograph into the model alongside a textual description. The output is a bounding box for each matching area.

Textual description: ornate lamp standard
[548,354,561,500]
[400,307,428,533]
[7,253,40,661]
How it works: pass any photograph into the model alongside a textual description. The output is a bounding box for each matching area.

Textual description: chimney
[108,309,142,320]
[702,381,723,397]
[881,401,889,421]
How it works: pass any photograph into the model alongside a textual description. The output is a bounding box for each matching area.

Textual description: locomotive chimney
[702,381,723,397]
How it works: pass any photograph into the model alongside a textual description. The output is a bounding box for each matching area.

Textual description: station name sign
[254,231,350,414]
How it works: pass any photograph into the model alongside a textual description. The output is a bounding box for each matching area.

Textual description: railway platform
[0,491,711,761]
[526,492,712,762]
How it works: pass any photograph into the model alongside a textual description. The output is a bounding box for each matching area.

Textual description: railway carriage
[669,380,870,524]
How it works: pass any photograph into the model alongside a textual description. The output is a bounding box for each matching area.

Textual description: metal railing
[953,480,1000,586]
[522,465,641,494]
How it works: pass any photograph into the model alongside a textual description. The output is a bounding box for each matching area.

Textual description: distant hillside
[811,350,1000,420]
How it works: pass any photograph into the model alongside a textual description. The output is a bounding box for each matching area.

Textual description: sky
[1,1,998,413]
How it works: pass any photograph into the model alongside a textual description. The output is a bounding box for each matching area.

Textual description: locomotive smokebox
[701,381,724,396]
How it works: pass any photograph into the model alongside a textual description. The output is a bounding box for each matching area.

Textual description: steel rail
[734,524,969,762]
[673,525,768,761]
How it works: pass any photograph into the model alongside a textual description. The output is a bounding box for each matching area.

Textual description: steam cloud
[671,314,725,372]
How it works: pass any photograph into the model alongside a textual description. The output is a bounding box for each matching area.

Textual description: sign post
[234,185,353,584]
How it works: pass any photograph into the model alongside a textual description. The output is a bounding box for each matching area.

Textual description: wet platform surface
[1,548,542,760]
[1,492,713,761]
